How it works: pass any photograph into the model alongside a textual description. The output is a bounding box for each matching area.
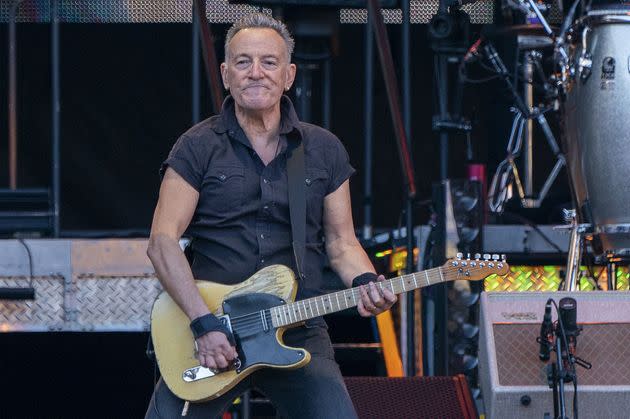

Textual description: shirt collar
[212,95,302,139]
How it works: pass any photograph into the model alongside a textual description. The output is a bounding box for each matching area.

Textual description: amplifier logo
[500,312,537,321]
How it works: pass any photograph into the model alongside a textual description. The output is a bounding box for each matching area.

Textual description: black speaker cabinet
[479,291,630,419]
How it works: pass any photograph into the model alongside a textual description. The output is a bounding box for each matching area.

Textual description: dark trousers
[145,326,358,419]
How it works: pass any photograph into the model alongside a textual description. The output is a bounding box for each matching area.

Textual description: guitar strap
[286,137,306,280]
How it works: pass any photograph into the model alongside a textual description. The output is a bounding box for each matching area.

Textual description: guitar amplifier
[479,291,630,419]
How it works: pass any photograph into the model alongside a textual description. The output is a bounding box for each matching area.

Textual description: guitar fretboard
[269,267,446,328]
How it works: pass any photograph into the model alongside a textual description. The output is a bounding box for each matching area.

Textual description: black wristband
[352,272,378,288]
[189,313,235,345]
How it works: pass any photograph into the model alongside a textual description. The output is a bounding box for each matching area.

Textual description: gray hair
[224,13,295,62]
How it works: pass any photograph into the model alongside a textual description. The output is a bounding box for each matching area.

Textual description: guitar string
[228,286,381,334]
[228,279,410,332]
[231,311,273,335]
[227,271,449,334]
[228,288,362,330]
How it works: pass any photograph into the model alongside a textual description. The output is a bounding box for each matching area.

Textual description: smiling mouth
[244,84,268,90]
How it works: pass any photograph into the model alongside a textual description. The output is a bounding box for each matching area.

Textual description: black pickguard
[223,293,306,373]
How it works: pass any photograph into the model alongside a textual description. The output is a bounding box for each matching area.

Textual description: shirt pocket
[201,166,244,214]
[305,169,329,222]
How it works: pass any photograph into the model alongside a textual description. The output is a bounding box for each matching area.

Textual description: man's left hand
[357,275,397,317]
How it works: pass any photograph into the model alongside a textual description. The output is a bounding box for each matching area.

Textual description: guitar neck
[270,267,446,328]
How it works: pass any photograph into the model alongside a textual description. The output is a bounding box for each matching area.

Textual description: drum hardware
[576,26,593,81]
[484,38,566,212]
[561,209,586,291]
[482,0,572,212]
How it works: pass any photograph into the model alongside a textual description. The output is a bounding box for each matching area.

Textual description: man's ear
[285,63,297,91]
[220,62,229,90]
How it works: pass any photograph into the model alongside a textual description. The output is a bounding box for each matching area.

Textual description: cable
[17,238,34,287]
[0,238,37,300]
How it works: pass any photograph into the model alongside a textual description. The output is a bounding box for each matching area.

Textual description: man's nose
[249,60,263,78]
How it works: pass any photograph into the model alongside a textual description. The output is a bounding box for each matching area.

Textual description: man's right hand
[195,331,238,370]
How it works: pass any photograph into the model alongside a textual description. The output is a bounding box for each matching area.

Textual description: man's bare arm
[323,180,396,317]
[147,167,236,369]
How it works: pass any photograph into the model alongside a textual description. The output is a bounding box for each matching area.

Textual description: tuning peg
[501,254,506,261]
[492,254,500,260]
[483,253,491,260]
[467,253,471,260]
[456,252,463,259]
[474,253,481,260]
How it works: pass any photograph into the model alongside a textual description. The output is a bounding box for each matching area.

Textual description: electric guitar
[150,253,509,402]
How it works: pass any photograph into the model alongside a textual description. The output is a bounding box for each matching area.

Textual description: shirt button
[260,259,265,264]
[305,178,312,185]
[219,174,227,181]
[260,234,265,239]
[263,205,269,210]
[263,178,269,184]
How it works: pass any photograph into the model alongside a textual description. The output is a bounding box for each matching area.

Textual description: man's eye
[263,60,278,68]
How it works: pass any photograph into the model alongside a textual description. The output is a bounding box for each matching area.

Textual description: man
[145,13,396,418]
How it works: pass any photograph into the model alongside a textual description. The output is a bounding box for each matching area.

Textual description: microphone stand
[548,333,569,419]
[538,300,592,419]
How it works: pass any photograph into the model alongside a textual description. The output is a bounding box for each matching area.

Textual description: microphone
[559,297,578,377]
[559,297,577,338]
[559,297,578,357]
[539,298,553,361]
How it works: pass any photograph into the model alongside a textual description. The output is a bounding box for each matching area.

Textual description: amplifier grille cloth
[493,323,630,386]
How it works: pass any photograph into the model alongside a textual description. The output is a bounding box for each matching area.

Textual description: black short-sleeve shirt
[161,96,355,306]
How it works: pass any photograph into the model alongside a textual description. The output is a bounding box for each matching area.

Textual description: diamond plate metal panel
[0,0,267,23]
[341,0,495,24]
[0,275,65,331]
[485,265,630,292]
[0,0,564,24]
[74,275,162,331]
[493,323,630,386]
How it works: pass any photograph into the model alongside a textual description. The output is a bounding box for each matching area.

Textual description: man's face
[221,28,296,113]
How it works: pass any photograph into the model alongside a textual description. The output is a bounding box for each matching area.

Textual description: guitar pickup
[219,315,233,333]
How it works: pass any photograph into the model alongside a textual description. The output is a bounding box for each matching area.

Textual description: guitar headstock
[442,253,509,281]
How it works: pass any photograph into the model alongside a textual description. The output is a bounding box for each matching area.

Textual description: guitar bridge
[183,366,216,382]
[182,358,242,382]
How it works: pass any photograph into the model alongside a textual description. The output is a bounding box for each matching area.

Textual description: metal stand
[487,44,566,213]
[546,337,570,419]
[366,0,417,376]
[424,1,471,377]
[606,254,617,291]
[486,0,567,213]
[538,297,592,419]
[563,210,583,291]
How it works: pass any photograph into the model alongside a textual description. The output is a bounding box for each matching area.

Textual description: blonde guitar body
[151,255,509,403]
[151,265,309,403]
